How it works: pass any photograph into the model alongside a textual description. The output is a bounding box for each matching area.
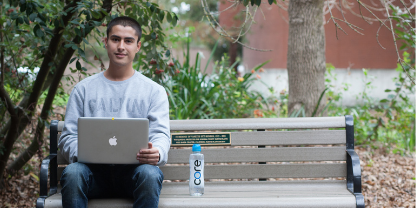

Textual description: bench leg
[36,196,46,208]
[355,193,364,208]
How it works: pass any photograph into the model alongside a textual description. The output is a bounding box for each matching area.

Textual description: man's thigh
[61,163,115,198]
[116,164,164,197]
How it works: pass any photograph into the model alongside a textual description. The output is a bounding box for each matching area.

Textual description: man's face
[105,25,141,68]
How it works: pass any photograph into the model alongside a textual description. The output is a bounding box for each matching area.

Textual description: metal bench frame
[36,115,364,208]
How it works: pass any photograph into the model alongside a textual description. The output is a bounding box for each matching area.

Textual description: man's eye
[126,40,133,43]
[112,38,119,42]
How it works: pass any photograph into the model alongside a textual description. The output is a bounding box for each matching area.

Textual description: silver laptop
[78,117,149,164]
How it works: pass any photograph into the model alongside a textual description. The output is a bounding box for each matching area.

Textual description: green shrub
[325,53,415,153]
[159,39,269,120]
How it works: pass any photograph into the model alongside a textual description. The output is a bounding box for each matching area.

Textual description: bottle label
[190,159,204,187]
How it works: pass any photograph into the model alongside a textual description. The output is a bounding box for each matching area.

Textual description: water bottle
[189,144,204,196]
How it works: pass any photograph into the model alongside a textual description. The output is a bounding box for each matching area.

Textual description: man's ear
[104,37,108,49]
[136,41,142,53]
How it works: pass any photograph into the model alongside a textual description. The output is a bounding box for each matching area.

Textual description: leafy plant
[162,38,269,120]
[325,56,415,153]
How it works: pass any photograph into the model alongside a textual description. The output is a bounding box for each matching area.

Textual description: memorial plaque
[171,132,231,146]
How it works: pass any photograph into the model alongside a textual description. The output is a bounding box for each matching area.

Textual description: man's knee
[132,164,163,185]
[61,162,91,183]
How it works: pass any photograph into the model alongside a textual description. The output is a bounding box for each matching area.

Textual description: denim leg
[60,163,112,208]
[121,164,164,208]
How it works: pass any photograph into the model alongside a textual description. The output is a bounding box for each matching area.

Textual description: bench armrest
[346,150,361,193]
[37,154,58,208]
[39,154,58,197]
[346,149,364,208]
[37,120,60,208]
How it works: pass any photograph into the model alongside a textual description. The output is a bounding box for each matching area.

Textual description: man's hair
[106,16,142,42]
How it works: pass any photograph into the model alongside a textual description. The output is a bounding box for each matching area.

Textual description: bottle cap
[192,144,201,152]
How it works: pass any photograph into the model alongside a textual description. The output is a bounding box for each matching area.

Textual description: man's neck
[104,63,135,81]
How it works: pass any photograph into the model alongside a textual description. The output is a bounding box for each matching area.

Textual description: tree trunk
[0,0,79,186]
[287,0,326,117]
[0,64,56,140]
[6,0,114,173]
[229,40,238,73]
[6,47,74,172]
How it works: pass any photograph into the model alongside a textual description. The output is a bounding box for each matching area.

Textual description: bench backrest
[54,116,352,181]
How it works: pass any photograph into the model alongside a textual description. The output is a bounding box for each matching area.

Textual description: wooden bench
[36,115,364,208]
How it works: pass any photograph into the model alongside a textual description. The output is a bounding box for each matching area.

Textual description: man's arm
[58,87,84,163]
[138,86,170,166]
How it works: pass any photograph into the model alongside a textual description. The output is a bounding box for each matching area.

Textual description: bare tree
[201,0,415,116]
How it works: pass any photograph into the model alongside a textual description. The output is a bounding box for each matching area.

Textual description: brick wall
[219,2,402,70]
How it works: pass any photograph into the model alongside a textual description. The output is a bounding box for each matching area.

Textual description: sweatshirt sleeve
[58,87,84,164]
[148,86,171,166]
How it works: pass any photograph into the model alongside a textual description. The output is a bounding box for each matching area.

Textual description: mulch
[357,146,415,207]
[0,146,414,207]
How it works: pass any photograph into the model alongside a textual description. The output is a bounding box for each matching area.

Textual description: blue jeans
[60,163,163,208]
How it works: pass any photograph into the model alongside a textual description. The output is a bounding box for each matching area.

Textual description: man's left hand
[137,142,159,165]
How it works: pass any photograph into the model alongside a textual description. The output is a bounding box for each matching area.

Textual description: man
[58,16,170,208]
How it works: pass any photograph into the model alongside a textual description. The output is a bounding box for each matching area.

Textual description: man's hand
[137,142,159,165]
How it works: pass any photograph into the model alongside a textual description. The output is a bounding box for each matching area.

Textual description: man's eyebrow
[110,35,136,41]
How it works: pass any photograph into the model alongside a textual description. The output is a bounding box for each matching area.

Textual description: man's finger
[139,148,158,154]
[138,157,159,164]
[148,142,153,149]
[138,153,158,158]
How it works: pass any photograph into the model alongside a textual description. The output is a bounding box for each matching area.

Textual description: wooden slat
[232,130,346,145]
[210,130,345,146]
[56,130,346,164]
[161,163,346,180]
[57,117,346,132]
[58,146,346,168]
[57,147,347,169]
[168,147,347,163]
[55,130,346,146]
[45,181,355,208]
[170,117,346,131]
[58,163,346,181]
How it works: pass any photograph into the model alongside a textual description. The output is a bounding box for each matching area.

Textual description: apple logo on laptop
[109,136,117,146]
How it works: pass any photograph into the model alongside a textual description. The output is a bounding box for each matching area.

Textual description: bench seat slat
[44,181,355,208]
[160,181,355,207]
[58,163,346,181]
[170,117,346,131]
[167,147,347,163]
[161,163,346,180]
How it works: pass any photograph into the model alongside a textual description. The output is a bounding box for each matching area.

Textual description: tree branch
[383,1,415,85]
[0,69,56,140]
[7,0,114,173]
[0,0,80,181]
[7,41,77,172]
[0,85,15,117]
[201,0,272,52]
[1,17,4,85]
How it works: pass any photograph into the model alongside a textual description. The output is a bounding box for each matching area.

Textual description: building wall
[218,2,400,69]
[248,68,414,106]
[218,2,411,106]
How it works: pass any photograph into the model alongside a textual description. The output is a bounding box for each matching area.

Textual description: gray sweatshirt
[58,71,170,166]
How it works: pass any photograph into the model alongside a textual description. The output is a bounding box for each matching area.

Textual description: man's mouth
[115,53,127,58]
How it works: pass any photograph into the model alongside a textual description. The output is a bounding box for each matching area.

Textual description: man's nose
[118,40,125,50]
